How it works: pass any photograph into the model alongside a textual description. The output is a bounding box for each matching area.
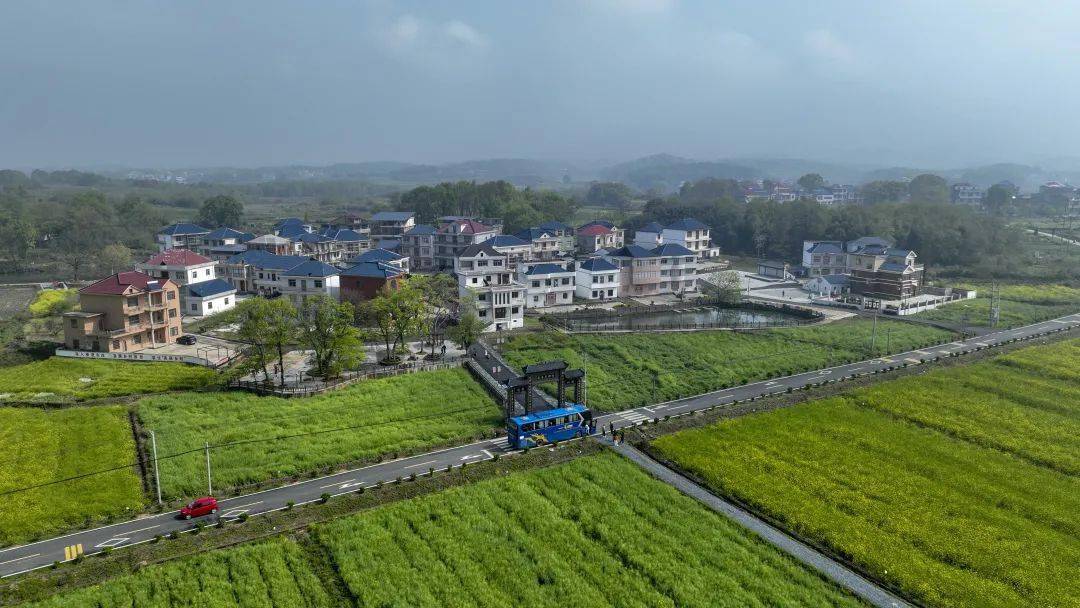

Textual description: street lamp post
[149,430,162,506]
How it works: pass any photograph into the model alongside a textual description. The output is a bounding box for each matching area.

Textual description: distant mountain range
[92,155,1080,194]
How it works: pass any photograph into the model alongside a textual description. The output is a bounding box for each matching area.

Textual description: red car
[179,496,218,519]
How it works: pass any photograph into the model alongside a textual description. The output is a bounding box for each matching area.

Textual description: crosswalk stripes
[621,411,650,424]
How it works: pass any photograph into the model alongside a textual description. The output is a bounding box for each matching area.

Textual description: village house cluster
[62,212,721,350]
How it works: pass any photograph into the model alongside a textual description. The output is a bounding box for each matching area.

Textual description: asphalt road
[1,312,1077,578]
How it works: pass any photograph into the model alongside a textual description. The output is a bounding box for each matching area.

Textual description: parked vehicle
[177,334,197,345]
[179,496,217,519]
[507,403,593,449]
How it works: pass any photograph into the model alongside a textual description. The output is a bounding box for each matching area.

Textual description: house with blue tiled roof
[604,242,699,298]
[801,240,848,277]
[198,227,255,260]
[280,260,341,306]
[632,218,718,259]
[156,222,210,251]
[576,257,620,301]
[184,278,238,316]
[518,261,575,308]
[401,224,436,271]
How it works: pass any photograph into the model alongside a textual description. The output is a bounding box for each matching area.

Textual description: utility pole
[205,442,213,496]
[870,314,878,355]
[989,283,1001,328]
[149,430,162,506]
[886,326,892,354]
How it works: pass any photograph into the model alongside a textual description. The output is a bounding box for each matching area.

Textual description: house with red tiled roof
[576,221,624,254]
[136,249,219,308]
[434,218,501,270]
[62,271,183,353]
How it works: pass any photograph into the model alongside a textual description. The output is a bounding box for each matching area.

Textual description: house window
[532,281,540,288]
[512,306,520,314]
[127,296,140,307]
[314,280,323,289]
[133,334,142,345]
[112,339,121,349]
[69,318,77,328]
[207,301,213,309]
[533,296,539,303]
[168,308,177,318]
[191,271,198,279]
[224,297,230,305]
[191,303,197,311]
[170,327,178,336]
[167,290,176,301]
[288,279,297,287]
[592,290,598,298]
[478,309,487,317]
[127,314,141,326]
[607,289,614,297]
[561,292,568,299]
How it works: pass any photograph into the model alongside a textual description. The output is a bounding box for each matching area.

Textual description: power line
[0,403,497,498]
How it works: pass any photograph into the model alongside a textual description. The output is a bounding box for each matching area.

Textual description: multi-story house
[515,227,570,261]
[605,243,698,297]
[221,250,310,294]
[319,227,370,258]
[950,183,985,206]
[156,223,210,251]
[198,227,254,260]
[401,224,436,271]
[454,243,524,332]
[576,220,625,254]
[489,235,532,270]
[296,233,344,263]
[434,219,499,269]
[801,241,848,277]
[519,262,575,308]
[279,260,341,307]
[274,217,314,237]
[340,261,407,305]
[535,221,576,253]
[327,212,369,234]
[246,234,299,256]
[849,248,924,302]
[575,257,620,301]
[352,248,409,273]
[185,279,237,316]
[369,211,416,244]
[137,250,219,304]
[634,218,718,259]
[62,272,183,353]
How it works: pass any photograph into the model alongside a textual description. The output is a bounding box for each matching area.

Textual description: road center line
[0,554,38,567]
[404,459,438,469]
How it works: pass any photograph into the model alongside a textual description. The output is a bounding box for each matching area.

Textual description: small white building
[806,274,850,297]
[137,250,219,307]
[520,262,575,308]
[184,279,237,316]
[575,257,620,301]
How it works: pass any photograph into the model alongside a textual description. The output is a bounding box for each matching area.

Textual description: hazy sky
[2,1,1078,169]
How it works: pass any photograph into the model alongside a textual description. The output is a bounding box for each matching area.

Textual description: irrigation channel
[542,299,821,332]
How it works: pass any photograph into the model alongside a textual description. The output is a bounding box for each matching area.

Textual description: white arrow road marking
[403,460,438,469]
[461,454,484,461]
[222,509,250,518]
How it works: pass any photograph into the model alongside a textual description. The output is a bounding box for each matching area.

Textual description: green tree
[197,194,243,228]
[0,218,36,269]
[264,298,299,386]
[860,180,908,205]
[298,296,363,378]
[54,191,116,280]
[362,282,425,364]
[703,269,743,304]
[585,182,635,210]
[797,173,826,191]
[984,184,1013,216]
[908,174,949,205]
[448,300,485,350]
[235,299,274,384]
[97,243,133,275]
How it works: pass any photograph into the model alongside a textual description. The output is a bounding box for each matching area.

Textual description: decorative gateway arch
[504,360,585,418]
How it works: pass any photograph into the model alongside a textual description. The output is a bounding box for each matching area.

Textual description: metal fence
[541,299,821,333]
[228,357,464,397]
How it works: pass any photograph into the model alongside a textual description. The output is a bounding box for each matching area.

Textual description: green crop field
[916,283,1080,329]
[653,339,1080,608]
[316,452,860,608]
[500,318,952,410]
[139,368,503,499]
[0,406,143,547]
[0,357,218,403]
[24,538,332,608]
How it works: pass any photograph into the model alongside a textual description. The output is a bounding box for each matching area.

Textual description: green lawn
[24,538,332,608]
[500,318,953,410]
[0,357,218,403]
[139,368,503,499]
[916,283,1080,329]
[653,339,1080,608]
[0,406,144,547]
[315,452,860,608]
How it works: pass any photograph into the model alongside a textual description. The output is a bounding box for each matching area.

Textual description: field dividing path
[1,312,1078,578]
[608,440,912,608]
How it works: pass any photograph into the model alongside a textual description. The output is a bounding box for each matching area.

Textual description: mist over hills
[48,155,1080,194]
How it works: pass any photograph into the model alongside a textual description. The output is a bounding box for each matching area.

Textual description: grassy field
[500,318,953,410]
[916,283,1080,329]
[0,357,218,403]
[24,538,333,608]
[316,452,860,607]
[139,368,503,499]
[653,339,1080,608]
[0,406,144,547]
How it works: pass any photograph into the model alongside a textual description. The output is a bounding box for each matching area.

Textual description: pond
[547,304,816,332]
